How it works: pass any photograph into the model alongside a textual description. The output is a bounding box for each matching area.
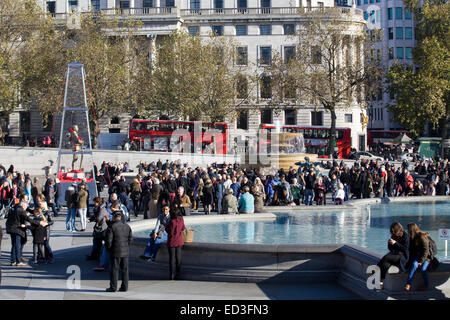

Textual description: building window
[345,114,353,123]
[212,25,223,36]
[404,8,412,19]
[236,75,248,99]
[261,109,273,124]
[285,109,297,125]
[396,27,403,39]
[405,27,413,39]
[188,26,199,36]
[395,7,403,19]
[47,1,56,14]
[357,0,361,5]
[284,46,296,64]
[237,110,248,130]
[261,0,271,13]
[165,0,175,6]
[364,0,368,3]
[396,47,404,59]
[260,76,272,99]
[284,76,296,99]
[388,47,394,59]
[388,8,393,20]
[260,25,272,35]
[238,0,247,12]
[119,1,129,8]
[388,28,393,40]
[143,0,153,6]
[20,111,31,132]
[259,46,272,65]
[311,111,323,126]
[43,114,53,132]
[69,0,78,11]
[284,24,295,35]
[214,0,224,8]
[405,47,413,59]
[236,25,248,36]
[110,116,120,124]
[91,0,100,11]
[236,47,248,66]
[190,0,200,13]
[311,46,321,64]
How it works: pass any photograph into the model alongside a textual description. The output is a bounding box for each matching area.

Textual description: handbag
[428,256,440,272]
[182,229,195,243]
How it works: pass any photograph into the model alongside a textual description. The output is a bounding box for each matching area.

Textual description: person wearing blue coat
[238,186,254,214]
[215,178,224,214]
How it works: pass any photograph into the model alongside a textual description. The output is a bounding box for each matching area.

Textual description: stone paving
[0,208,361,300]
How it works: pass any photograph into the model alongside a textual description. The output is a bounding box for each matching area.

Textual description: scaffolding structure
[56,62,97,202]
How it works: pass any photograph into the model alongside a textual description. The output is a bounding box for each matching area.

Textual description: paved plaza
[0,209,360,300]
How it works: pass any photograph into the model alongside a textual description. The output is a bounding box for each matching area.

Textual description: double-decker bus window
[337,130,343,140]
[215,124,226,133]
[317,129,327,138]
[304,129,311,138]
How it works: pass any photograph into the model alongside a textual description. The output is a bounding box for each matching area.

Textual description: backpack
[428,236,438,259]
[428,236,440,272]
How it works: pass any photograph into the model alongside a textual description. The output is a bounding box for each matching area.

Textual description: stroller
[0,199,13,219]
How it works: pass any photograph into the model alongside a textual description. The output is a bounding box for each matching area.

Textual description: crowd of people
[0,155,449,291]
[93,157,450,220]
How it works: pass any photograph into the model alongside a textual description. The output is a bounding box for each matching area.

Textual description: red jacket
[166,217,186,248]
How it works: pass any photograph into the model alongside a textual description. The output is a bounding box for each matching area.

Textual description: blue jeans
[44,239,53,260]
[344,185,349,201]
[65,208,77,231]
[305,189,314,205]
[100,246,110,268]
[143,233,167,259]
[407,257,430,287]
[10,233,23,264]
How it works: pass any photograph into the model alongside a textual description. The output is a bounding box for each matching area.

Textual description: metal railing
[47,6,363,21]
[180,7,363,17]
[101,7,177,16]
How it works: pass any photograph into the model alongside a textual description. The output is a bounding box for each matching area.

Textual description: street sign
[439,229,450,241]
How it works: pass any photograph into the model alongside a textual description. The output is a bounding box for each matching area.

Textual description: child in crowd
[29,209,48,264]
[334,183,345,205]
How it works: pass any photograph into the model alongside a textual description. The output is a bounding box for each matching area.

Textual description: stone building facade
[2,0,368,153]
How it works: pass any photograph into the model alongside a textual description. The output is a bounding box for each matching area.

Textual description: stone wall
[0,146,239,176]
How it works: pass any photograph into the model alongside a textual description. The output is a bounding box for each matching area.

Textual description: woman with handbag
[166,204,186,280]
[405,222,431,291]
[87,197,109,261]
[376,222,409,287]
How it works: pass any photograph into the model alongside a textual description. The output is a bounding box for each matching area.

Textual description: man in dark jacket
[105,211,132,292]
[44,178,58,217]
[304,169,316,205]
[6,199,46,266]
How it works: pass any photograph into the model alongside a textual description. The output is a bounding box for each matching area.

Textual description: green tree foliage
[0,0,54,114]
[386,1,449,143]
[149,30,250,123]
[263,18,382,156]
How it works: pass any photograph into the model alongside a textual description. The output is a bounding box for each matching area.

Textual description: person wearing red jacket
[166,203,186,280]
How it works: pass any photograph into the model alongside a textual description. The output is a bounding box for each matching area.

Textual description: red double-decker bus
[259,124,352,159]
[128,119,228,154]
[367,130,408,145]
